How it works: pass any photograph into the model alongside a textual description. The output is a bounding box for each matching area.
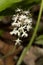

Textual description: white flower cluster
[10,8,32,45]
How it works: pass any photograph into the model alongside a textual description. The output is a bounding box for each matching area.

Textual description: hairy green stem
[17,0,43,65]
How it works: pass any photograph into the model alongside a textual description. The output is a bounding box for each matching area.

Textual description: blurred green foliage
[35,35,43,45]
[0,0,41,15]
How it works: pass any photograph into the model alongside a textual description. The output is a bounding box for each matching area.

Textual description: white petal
[18,32,21,37]
[19,15,27,20]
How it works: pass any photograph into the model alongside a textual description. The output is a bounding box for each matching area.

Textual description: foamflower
[10,8,32,45]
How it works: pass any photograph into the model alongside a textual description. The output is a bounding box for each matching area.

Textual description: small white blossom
[15,8,21,12]
[15,38,22,45]
[19,15,27,21]
[27,25,32,31]
[21,31,28,37]
[18,27,24,32]
[12,14,19,26]
[10,28,18,35]
[24,18,32,25]
[23,11,29,15]
[12,21,21,27]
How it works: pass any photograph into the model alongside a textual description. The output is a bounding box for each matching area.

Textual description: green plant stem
[16,0,43,65]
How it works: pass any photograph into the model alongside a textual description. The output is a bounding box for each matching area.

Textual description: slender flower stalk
[16,0,43,65]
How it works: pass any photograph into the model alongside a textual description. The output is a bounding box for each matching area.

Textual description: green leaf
[35,40,43,45]
[0,0,41,15]
[0,30,4,36]
[0,0,22,12]
[22,0,41,5]
[36,35,43,40]
[35,35,43,45]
